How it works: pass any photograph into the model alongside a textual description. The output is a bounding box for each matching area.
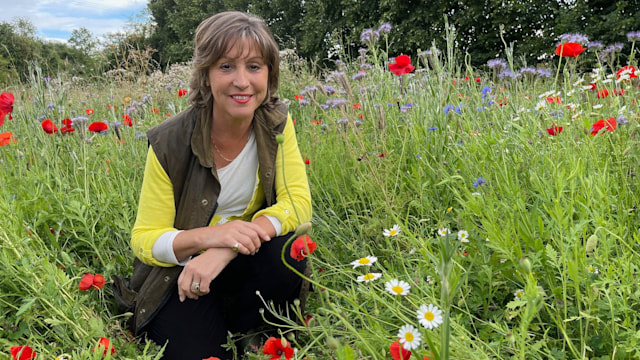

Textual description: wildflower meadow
[3,23,640,360]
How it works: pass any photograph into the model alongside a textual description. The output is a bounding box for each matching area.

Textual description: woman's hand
[177,247,236,302]
[173,220,271,261]
[207,220,270,255]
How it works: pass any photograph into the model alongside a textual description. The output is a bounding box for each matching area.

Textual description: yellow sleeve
[253,114,312,232]
[131,146,179,267]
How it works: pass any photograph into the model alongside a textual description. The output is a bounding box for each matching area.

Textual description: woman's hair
[188,11,280,111]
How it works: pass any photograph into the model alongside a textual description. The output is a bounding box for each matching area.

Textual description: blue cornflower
[47,103,55,109]
[481,86,492,98]
[473,177,486,187]
[429,126,438,131]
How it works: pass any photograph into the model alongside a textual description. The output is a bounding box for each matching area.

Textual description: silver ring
[231,243,239,252]
[192,282,200,291]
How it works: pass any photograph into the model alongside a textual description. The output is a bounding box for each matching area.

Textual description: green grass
[2,34,640,359]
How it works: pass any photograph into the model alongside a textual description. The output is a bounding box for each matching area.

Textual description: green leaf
[16,297,36,317]
[336,345,356,360]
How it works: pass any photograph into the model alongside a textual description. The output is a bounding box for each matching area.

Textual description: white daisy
[397,324,422,350]
[588,265,599,274]
[514,289,525,300]
[350,256,378,268]
[457,230,469,242]
[417,304,443,329]
[357,272,382,282]
[385,279,411,296]
[426,275,434,284]
[383,224,401,237]
[437,227,450,237]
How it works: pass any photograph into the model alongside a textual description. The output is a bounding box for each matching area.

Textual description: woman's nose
[233,68,249,88]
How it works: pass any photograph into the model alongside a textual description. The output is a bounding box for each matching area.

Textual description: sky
[0,0,148,43]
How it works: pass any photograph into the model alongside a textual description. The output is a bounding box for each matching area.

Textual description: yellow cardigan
[131,115,312,266]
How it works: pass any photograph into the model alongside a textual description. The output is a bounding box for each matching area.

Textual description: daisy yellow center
[359,258,370,264]
[447,207,452,212]
[516,291,523,298]
[405,333,414,342]
[363,273,375,280]
[424,312,435,321]
[389,230,397,235]
[392,286,404,294]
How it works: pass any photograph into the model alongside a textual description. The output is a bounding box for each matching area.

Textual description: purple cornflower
[518,67,538,78]
[400,103,413,113]
[378,22,392,34]
[587,41,603,50]
[43,76,51,82]
[360,28,379,43]
[627,31,640,42]
[498,69,516,79]
[487,58,508,70]
[559,33,589,44]
[617,114,629,125]
[536,68,552,78]
[352,71,366,80]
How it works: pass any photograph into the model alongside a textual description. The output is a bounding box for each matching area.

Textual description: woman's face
[208,39,269,123]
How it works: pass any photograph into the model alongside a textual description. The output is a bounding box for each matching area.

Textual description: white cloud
[0,0,147,41]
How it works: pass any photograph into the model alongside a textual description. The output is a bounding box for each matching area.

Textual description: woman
[127,11,312,359]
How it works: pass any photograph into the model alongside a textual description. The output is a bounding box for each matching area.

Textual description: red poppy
[352,103,361,109]
[304,158,310,165]
[290,234,317,261]
[616,65,638,79]
[591,117,617,136]
[86,109,94,115]
[555,42,585,57]
[388,55,415,76]
[41,119,58,134]
[10,345,36,360]
[93,337,116,356]
[79,273,95,290]
[178,89,188,97]
[151,108,160,114]
[475,77,481,82]
[614,89,625,96]
[202,358,221,360]
[0,132,17,146]
[390,340,411,360]
[60,118,74,134]
[262,337,294,360]
[596,88,609,98]
[294,94,304,101]
[546,96,562,104]
[92,273,106,289]
[122,114,133,126]
[311,119,321,125]
[546,125,563,136]
[0,92,14,127]
[88,122,108,132]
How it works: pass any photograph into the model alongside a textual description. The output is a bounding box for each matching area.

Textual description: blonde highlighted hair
[188,11,280,112]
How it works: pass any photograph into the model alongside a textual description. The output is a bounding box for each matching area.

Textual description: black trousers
[143,233,307,360]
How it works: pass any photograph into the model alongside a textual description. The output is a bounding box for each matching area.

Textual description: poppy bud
[293,222,312,237]
[326,336,340,350]
[275,133,285,144]
[519,258,532,274]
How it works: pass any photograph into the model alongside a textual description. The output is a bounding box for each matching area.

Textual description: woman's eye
[220,64,232,70]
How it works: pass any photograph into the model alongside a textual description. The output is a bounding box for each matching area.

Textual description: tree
[69,27,98,56]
